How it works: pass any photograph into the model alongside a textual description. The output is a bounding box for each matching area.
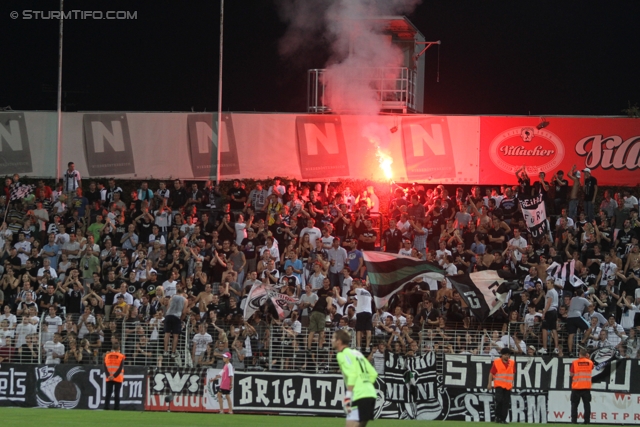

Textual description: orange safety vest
[104,351,125,383]
[492,359,515,390]
[571,358,593,390]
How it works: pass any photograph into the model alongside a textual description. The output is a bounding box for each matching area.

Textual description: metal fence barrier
[1,314,581,371]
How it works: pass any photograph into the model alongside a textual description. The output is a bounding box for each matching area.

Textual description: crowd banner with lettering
[443,354,640,424]
[2,112,637,185]
[145,368,223,412]
[231,353,443,419]
[147,367,206,396]
[2,359,640,422]
[379,352,443,420]
[445,387,548,423]
[519,193,549,239]
[0,363,145,410]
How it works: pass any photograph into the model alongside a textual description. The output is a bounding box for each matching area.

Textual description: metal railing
[307,67,417,114]
[1,315,586,369]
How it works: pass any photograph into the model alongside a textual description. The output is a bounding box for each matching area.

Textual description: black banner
[0,363,145,410]
[444,355,637,393]
[445,387,548,423]
[234,371,344,415]
[377,352,442,420]
[147,367,206,396]
[233,352,442,419]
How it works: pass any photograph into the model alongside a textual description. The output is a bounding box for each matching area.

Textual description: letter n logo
[187,114,240,178]
[401,117,456,180]
[83,114,135,176]
[0,113,33,174]
[296,116,349,179]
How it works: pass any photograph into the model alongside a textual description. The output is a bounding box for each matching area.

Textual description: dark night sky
[2,0,639,116]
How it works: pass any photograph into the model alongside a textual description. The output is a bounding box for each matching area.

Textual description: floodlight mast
[216,0,224,185]
[56,0,65,183]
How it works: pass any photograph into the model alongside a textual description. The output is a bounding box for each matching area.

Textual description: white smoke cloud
[277,0,421,114]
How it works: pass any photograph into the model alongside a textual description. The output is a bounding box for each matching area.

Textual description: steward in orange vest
[570,348,593,424]
[488,347,514,424]
[104,342,126,410]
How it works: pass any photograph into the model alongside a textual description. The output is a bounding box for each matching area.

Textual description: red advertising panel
[479,117,640,185]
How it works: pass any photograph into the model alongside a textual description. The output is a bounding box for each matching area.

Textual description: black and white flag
[546,259,576,286]
[518,193,548,239]
[10,184,34,201]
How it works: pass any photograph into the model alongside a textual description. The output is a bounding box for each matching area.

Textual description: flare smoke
[278,0,421,115]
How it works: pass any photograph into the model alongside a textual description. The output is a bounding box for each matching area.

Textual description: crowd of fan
[0,162,639,373]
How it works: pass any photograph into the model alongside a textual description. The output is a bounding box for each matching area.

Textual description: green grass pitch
[0,408,572,427]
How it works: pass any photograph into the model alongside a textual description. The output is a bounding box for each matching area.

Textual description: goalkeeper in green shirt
[333,329,378,426]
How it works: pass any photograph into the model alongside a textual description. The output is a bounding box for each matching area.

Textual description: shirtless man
[624,244,640,274]
[194,284,214,318]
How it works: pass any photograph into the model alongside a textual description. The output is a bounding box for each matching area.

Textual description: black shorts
[218,388,230,395]
[164,314,182,334]
[356,312,373,332]
[353,397,376,422]
[566,316,590,334]
[541,310,558,330]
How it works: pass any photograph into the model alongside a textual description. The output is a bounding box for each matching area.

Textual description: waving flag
[10,184,35,201]
[448,270,513,321]
[363,252,444,307]
[546,259,576,287]
[243,283,299,320]
[363,252,511,321]
[519,193,549,239]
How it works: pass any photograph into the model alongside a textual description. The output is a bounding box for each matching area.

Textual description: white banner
[0,112,480,182]
[203,368,226,411]
[548,390,640,424]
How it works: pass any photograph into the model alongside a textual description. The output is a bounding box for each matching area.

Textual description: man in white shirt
[14,232,31,265]
[63,162,81,195]
[435,241,452,267]
[603,315,627,347]
[506,228,528,262]
[299,218,322,248]
[555,209,575,229]
[442,256,458,276]
[0,306,17,329]
[351,280,373,352]
[44,306,63,333]
[162,271,179,297]
[596,254,618,288]
[267,178,286,203]
[77,306,96,339]
[191,323,213,366]
[54,225,70,254]
[43,333,66,364]
[391,306,407,327]
[298,285,319,320]
[37,258,59,281]
[623,190,639,210]
[114,283,134,306]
